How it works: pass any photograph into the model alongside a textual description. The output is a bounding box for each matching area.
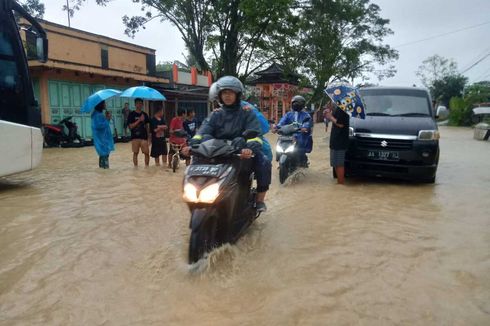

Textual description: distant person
[326,105,350,184]
[323,103,333,133]
[183,108,198,138]
[150,107,168,166]
[122,102,130,137]
[91,101,114,169]
[169,109,190,167]
[105,110,117,139]
[127,98,150,167]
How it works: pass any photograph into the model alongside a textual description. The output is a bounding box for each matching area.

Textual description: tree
[430,74,467,106]
[18,0,45,18]
[295,0,398,101]
[416,55,458,88]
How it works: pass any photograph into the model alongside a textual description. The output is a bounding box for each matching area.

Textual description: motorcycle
[183,131,260,264]
[276,122,305,184]
[43,116,84,148]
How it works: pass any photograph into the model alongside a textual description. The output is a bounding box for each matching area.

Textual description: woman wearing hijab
[91,101,114,168]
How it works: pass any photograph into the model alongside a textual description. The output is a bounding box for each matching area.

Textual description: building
[248,63,303,121]
[26,19,169,138]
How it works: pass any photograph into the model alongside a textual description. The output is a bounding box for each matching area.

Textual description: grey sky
[41,0,490,86]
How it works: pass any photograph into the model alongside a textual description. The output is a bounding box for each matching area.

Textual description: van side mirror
[25,29,48,63]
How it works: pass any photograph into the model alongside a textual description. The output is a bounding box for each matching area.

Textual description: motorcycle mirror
[242,130,259,139]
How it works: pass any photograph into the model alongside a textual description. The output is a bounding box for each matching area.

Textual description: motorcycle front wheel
[188,217,217,264]
[279,162,289,184]
[172,153,179,173]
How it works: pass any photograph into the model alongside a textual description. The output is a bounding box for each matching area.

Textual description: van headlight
[349,127,354,137]
[418,130,440,140]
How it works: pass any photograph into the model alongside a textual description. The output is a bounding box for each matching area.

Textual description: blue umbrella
[324,82,366,119]
[120,86,166,101]
[80,89,122,113]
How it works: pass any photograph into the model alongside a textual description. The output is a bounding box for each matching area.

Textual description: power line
[474,66,490,81]
[461,52,490,74]
[461,46,490,72]
[393,20,490,49]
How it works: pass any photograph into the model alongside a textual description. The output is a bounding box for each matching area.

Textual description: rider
[186,76,272,212]
[273,95,312,167]
[169,109,190,167]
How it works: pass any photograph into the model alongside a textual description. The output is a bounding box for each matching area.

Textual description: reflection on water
[0,126,489,325]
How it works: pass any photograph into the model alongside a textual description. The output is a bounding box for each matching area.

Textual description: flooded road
[1,126,489,325]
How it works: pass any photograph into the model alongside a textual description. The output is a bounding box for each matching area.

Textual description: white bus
[0,0,47,177]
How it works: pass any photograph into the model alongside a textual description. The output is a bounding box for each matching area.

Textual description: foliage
[448,97,469,126]
[18,0,45,18]
[448,81,490,126]
[430,74,467,106]
[416,55,458,88]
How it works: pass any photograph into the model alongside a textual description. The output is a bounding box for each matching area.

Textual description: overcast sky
[41,0,490,86]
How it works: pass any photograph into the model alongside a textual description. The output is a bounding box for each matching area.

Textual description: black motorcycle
[183,132,260,264]
[43,116,84,148]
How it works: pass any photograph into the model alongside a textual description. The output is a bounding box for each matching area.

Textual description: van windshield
[359,89,432,117]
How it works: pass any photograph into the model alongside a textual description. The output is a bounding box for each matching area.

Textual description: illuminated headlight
[349,127,354,137]
[285,144,295,153]
[183,183,198,202]
[276,143,284,153]
[418,130,440,140]
[198,183,220,204]
[183,182,221,204]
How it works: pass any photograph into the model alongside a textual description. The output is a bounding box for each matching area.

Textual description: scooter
[183,131,260,264]
[276,122,302,184]
[43,116,84,147]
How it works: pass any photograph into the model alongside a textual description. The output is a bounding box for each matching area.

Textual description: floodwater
[0,126,489,325]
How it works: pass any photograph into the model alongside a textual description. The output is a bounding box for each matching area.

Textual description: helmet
[209,82,219,102]
[216,76,244,104]
[291,95,306,111]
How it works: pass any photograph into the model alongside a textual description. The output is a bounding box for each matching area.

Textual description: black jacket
[195,104,262,152]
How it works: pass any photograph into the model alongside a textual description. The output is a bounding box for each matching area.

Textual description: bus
[0,0,48,177]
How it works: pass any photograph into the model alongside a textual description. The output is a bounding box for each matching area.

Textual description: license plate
[187,165,221,177]
[367,150,400,161]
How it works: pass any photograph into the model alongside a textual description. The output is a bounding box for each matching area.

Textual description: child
[150,107,168,166]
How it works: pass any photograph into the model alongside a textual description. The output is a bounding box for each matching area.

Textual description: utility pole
[66,0,71,27]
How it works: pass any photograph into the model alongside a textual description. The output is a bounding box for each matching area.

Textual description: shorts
[150,138,168,157]
[132,139,149,154]
[330,149,346,167]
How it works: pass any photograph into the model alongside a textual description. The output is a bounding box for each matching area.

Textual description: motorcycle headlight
[183,183,198,202]
[198,183,220,204]
[349,127,354,137]
[285,144,295,153]
[276,143,284,153]
[418,130,440,140]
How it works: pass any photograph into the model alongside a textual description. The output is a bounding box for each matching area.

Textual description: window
[146,53,156,76]
[101,47,108,69]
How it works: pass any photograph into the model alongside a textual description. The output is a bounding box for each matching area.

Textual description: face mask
[292,104,303,111]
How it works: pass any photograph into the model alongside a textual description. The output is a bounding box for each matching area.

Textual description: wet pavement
[0,126,489,325]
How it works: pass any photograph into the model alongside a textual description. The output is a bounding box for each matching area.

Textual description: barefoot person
[150,106,168,166]
[127,98,150,166]
[325,105,349,184]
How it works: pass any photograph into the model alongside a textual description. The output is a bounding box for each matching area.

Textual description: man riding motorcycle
[273,95,312,167]
[183,76,271,212]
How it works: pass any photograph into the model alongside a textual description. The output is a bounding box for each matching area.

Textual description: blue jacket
[241,101,272,161]
[91,110,114,156]
[277,110,313,153]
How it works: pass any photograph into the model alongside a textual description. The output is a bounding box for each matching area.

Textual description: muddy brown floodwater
[0,126,489,325]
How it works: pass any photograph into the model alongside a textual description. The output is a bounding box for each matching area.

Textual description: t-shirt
[183,118,198,138]
[329,108,350,150]
[169,116,186,145]
[127,110,150,140]
[150,117,167,139]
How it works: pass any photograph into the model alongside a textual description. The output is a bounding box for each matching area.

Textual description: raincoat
[91,110,114,156]
[276,110,313,153]
[241,101,273,161]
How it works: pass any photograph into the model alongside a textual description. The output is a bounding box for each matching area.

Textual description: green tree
[295,0,398,101]
[431,74,468,105]
[18,0,45,18]
[416,55,458,88]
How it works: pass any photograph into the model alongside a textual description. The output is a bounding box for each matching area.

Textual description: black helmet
[216,76,244,104]
[291,95,306,111]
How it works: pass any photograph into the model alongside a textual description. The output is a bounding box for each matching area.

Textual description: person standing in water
[91,101,114,169]
[150,106,168,166]
[127,98,150,167]
[325,104,349,184]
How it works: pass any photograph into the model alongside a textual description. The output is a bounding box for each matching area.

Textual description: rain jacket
[241,101,273,161]
[277,110,313,153]
[91,110,114,156]
[193,103,263,153]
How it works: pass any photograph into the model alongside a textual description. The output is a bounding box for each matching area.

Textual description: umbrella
[324,82,366,119]
[120,86,166,101]
[80,89,122,113]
